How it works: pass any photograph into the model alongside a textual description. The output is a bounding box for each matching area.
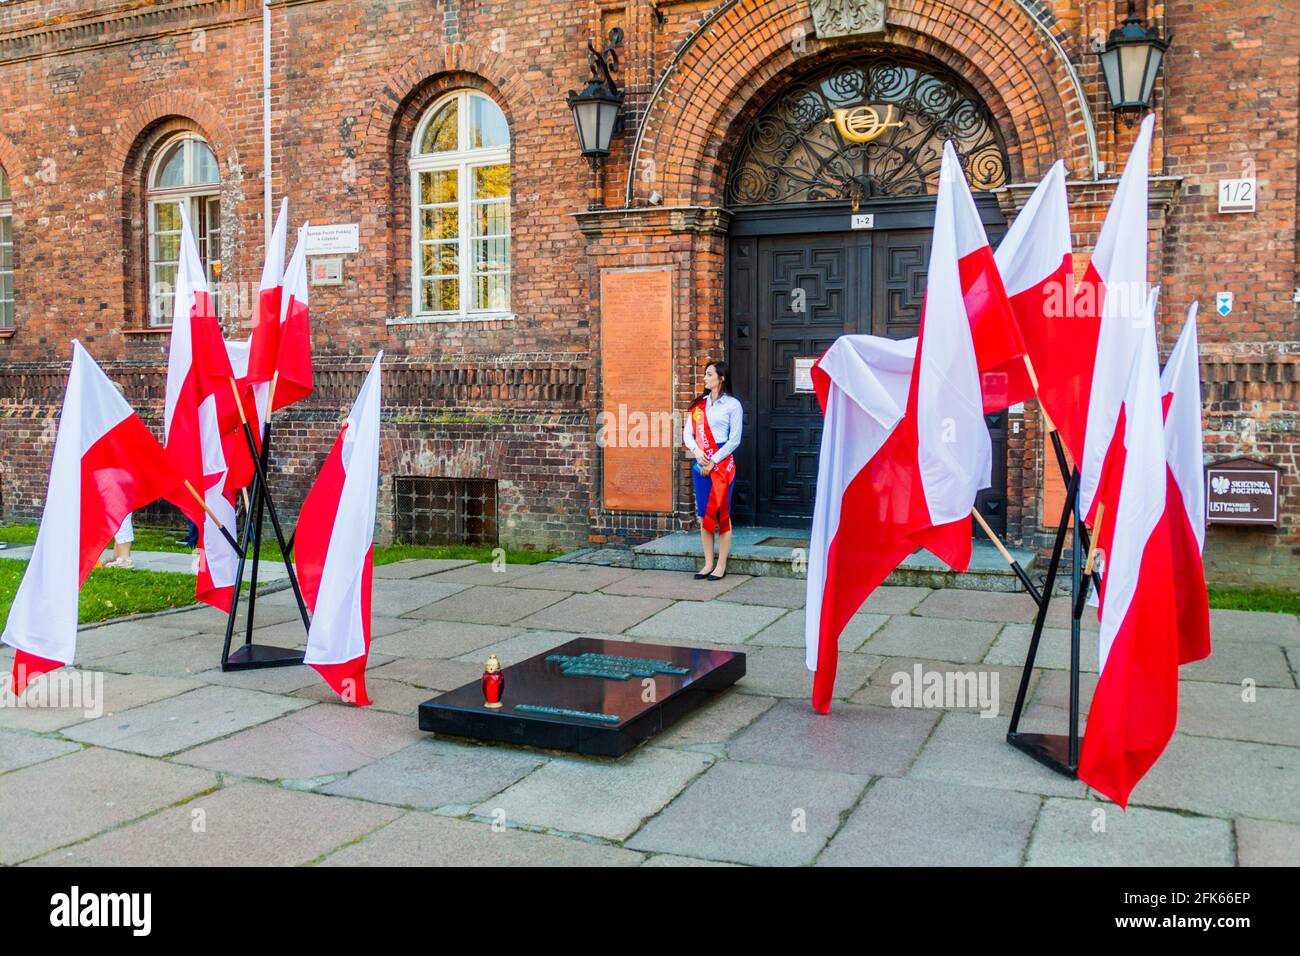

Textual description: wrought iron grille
[395,477,499,547]
[726,53,1009,206]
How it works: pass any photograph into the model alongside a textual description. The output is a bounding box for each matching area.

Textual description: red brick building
[0,1,1295,586]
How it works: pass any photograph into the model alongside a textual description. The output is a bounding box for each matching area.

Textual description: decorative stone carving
[808,0,887,38]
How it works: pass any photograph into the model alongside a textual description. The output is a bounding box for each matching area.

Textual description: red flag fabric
[265,223,312,412]
[805,144,992,714]
[3,341,183,693]
[295,353,383,705]
[1079,291,1179,809]
[160,202,240,611]
[993,160,1078,439]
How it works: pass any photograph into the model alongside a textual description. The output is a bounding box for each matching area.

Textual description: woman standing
[683,360,743,580]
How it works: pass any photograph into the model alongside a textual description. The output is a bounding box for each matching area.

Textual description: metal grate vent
[395,477,498,547]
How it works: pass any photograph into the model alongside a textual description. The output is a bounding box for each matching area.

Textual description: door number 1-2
[1218,178,1256,213]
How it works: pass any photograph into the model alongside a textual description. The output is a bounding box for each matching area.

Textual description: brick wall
[0,0,1295,584]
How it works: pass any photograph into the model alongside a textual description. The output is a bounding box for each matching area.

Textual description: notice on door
[601,268,674,512]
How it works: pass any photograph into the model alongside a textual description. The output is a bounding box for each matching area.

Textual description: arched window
[0,166,12,330]
[410,90,511,318]
[146,134,221,325]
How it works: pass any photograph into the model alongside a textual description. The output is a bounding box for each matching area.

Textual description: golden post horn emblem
[826,104,903,144]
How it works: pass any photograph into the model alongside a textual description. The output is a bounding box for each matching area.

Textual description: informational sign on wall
[1217,178,1256,213]
[1205,457,1281,527]
[600,268,674,513]
[305,223,360,255]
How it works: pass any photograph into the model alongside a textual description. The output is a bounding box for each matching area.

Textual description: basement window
[395,477,499,547]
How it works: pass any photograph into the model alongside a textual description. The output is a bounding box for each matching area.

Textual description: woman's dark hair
[702,359,733,398]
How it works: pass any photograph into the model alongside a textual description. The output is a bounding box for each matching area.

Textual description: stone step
[560,527,1038,592]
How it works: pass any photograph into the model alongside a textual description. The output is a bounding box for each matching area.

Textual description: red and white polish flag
[993,159,1079,443]
[1077,114,1157,522]
[160,202,240,612]
[3,342,183,694]
[1160,301,1211,664]
[948,150,1034,413]
[245,198,288,425]
[1078,290,1180,809]
[266,223,313,413]
[805,143,991,713]
[294,353,383,706]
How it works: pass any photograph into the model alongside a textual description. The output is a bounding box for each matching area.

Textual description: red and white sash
[692,397,736,534]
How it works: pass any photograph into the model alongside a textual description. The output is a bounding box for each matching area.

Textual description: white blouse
[683,392,743,463]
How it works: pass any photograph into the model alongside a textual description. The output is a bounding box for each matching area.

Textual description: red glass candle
[481,654,505,709]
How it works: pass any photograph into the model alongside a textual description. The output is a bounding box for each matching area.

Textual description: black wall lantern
[1098,1,1171,123]
[567,27,625,162]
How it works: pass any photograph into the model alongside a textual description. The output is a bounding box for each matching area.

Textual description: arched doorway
[725,51,1012,531]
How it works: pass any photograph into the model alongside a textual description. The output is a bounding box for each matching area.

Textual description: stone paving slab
[1181,639,1295,688]
[370,621,521,660]
[174,703,422,781]
[628,600,786,643]
[153,601,301,632]
[626,760,866,867]
[1027,798,1234,866]
[818,777,1041,866]
[293,677,434,717]
[1126,733,1300,823]
[0,730,81,774]
[1176,682,1299,746]
[1044,600,1101,630]
[1234,818,1300,867]
[907,712,1088,797]
[425,562,547,587]
[472,747,713,841]
[1208,609,1300,646]
[515,592,672,634]
[640,854,741,867]
[748,609,887,651]
[653,690,777,748]
[91,634,234,678]
[0,672,201,733]
[860,586,934,615]
[196,662,325,694]
[1021,669,1097,724]
[736,647,880,700]
[1286,646,1300,681]
[730,700,938,776]
[600,568,749,601]
[451,629,588,666]
[983,624,1100,672]
[497,562,638,593]
[318,811,644,867]
[32,782,401,867]
[321,739,545,810]
[913,589,1040,624]
[409,586,569,625]
[864,616,1002,664]
[73,622,199,663]
[721,577,808,608]
[373,579,471,616]
[373,559,476,579]
[850,657,1031,718]
[0,748,219,865]
[366,657,483,692]
[63,685,310,757]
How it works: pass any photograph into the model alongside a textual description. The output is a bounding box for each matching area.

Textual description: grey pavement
[0,557,1294,866]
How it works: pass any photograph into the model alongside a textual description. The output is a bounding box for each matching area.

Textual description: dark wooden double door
[727,220,1009,532]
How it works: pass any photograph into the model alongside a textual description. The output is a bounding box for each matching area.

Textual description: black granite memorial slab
[417,636,746,757]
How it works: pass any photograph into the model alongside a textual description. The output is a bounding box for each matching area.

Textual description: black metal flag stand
[1003,430,1102,778]
[219,413,312,671]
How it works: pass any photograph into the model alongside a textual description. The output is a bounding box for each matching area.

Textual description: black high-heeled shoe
[706,570,727,582]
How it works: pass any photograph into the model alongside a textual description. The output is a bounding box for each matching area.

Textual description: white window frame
[0,167,12,331]
[146,134,221,327]
[408,90,512,322]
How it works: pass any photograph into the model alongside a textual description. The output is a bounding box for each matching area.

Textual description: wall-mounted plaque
[793,356,817,393]
[309,256,343,286]
[600,268,674,513]
[1205,457,1282,527]
[305,223,359,255]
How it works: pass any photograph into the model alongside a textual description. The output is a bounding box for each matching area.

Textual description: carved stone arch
[361,44,532,316]
[627,0,1094,207]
